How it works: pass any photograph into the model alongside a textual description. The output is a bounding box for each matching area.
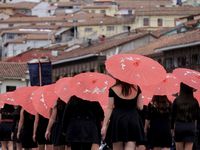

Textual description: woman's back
[173,97,199,122]
[172,83,199,122]
[110,86,141,109]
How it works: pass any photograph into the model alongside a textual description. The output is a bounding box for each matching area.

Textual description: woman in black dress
[45,99,68,150]
[172,83,199,150]
[145,95,172,150]
[0,104,15,150]
[33,114,52,150]
[17,109,38,150]
[101,79,144,150]
[62,96,104,150]
[11,106,22,150]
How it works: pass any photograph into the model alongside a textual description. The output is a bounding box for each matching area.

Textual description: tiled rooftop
[0,62,28,79]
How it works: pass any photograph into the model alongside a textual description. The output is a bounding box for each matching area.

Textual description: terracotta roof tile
[83,5,113,9]
[135,6,200,16]
[57,1,85,7]
[4,33,52,45]
[127,29,200,55]
[117,0,172,9]
[55,32,152,61]
[0,62,28,79]
[4,44,68,63]
[0,2,37,9]
[0,11,133,27]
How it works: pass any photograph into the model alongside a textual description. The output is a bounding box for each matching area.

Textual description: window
[157,18,163,27]
[177,56,187,67]
[157,58,162,64]
[91,10,95,13]
[100,10,106,14]
[143,18,149,26]
[128,10,132,15]
[9,24,13,27]
[7,33,15,39]
[85,28,93,32]
[165,58,173,69]
[6,86,16,92]
[191,54,199,64]
[123,26,129,31]
[188,16,194,21]
[99,64,105,73]
[107,26,114,31]
[50,22,56,25]
[13,49,17,56]
[90,69,95,72]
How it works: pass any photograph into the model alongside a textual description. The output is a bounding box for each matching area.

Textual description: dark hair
[174,82,199,122]
[152,95,171,113]
[115,79,136,96]
[179,82,194,97]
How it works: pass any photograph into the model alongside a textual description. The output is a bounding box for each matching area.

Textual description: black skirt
[0,122,13,141]
[65,117,100,144]
[21,128,38,148]
[51,121,66,146]
[106,108,145,143]
[36,116,52,145]
[175,121,196,142]
[148,120,172,148]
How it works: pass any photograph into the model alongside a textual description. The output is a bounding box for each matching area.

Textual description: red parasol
[141,73,180,96]
[0,92,17,106]
[54,77,73,103]
[70,72,116,107]
[31,84,58,118]
[173,68,200,90]
[13,86,38,115]
[105,54,166,86]
[194,90,200,105]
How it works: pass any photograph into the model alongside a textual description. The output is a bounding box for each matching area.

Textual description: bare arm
[144,119,150,134]
[101,97,114,140]
[17,108,24,139]
[33,113,39,142]
[45,106,57,140]
[137,93,143,110]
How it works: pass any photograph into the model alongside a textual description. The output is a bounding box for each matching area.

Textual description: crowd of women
[0,54,200,150]
[0,80,199,150]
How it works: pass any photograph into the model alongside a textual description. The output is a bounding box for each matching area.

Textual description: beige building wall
[84,5,118,16]
[43,0,70,2]
[77,23,133,40]
[133,15,184,29]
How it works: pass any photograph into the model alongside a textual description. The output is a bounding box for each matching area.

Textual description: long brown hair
[152,95,171,113]
[115,79,136,96]
[175,82,198,122]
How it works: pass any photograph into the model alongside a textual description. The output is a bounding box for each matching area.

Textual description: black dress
[62,96,104,149]
[51,99,66,146]
[172,98,199,142]
[20,110,37,148]
[147,103,172,148]
[136,105,148,146]
[11,106,21,143]
[36,114,51,145]
[106,88,144,143]
[0,104,14,141]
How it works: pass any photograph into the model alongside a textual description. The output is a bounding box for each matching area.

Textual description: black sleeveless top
[109,86,141,109]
